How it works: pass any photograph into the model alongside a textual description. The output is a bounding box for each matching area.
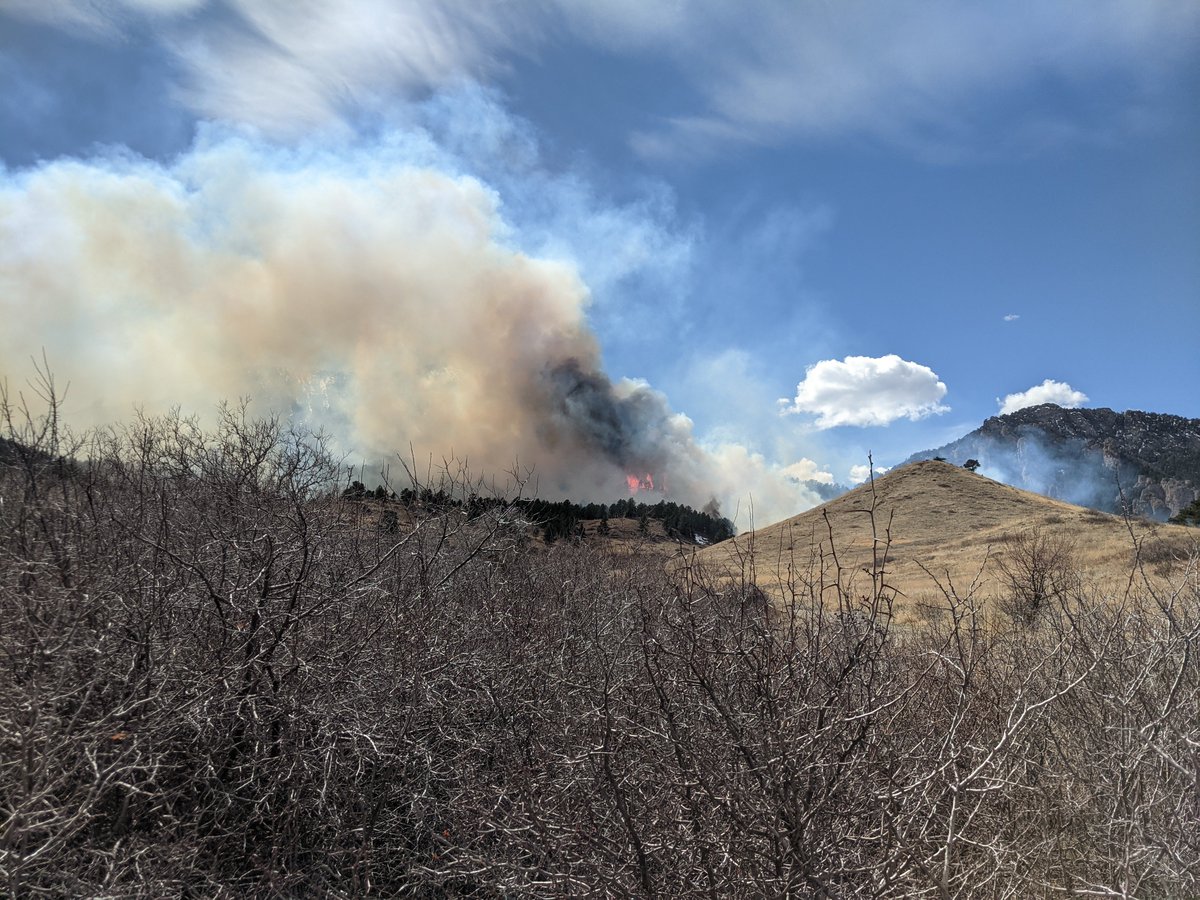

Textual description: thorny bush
[2,387,1198,897]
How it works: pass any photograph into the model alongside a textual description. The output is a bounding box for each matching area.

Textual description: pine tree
[1170,498,1200,527]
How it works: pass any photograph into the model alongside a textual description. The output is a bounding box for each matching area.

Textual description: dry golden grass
[348,498,699,562]
[579,515,696,557]
[688,460,1198,619]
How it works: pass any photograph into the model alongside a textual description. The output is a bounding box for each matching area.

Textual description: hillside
[689,459,1197,616]
[904,404,1200,520]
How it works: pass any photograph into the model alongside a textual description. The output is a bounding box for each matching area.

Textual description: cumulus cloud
[998,379,1089,415]
[782,355,949,429]
[849,463,890,484]
[1003,313,1020,322]
[781,458,834,485]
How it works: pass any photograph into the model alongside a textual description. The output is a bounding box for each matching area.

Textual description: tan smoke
[0,134,819,520]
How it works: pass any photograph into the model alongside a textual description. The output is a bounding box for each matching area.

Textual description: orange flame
[626,473,654,493]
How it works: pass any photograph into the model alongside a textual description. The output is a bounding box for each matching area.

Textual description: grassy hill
[690,459,1197,618]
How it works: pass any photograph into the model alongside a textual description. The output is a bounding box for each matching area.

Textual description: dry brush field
[2,399,1199,897]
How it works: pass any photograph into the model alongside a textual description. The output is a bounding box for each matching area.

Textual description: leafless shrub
[993,525,1080,623]
[2,392,1198,897]
[1138,535,1195,579]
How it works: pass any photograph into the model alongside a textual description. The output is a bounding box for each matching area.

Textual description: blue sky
[2,1,1198,523]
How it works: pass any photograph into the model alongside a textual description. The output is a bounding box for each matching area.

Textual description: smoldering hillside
[0,132,819,522]
[906,404,1200,520]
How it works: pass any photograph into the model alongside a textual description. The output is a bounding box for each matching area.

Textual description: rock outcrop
[905,405,1200,520]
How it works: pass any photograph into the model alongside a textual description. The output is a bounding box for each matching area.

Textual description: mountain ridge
[903,404,1200,520]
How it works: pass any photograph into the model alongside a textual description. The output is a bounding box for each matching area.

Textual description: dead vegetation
[2,384,1199,897]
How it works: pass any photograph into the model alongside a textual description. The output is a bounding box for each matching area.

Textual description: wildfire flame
[626,473,654,493]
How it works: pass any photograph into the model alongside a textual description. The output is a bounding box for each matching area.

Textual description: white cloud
[627,0,1200,160]
[1003,313,1020,322]
[4,0,1196,151]
[1,0,537,134]
[782,354,949,429]
[168,1,540,135]
[849,463,890,484]
[998,380,1089,415]
[781,458,834,485]
[0,0,204,33]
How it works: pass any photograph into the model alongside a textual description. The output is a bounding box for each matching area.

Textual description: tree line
[342,478,737,546]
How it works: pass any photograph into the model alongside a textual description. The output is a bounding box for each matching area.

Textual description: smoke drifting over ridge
[0,128,819,521]
[905,405,1200,522]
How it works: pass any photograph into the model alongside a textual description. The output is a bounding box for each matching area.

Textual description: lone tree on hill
[963,459,981,472]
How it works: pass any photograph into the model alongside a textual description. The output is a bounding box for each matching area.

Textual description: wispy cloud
[2,0,538,135]
[998,379,1089,415]
[4,0,1196,154]
[782,355,949,429]
[1003,313,1020,322]
[628,0,1200,160]
[0,0,206,35]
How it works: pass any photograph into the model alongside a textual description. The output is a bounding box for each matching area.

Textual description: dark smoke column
[543,358,675,487]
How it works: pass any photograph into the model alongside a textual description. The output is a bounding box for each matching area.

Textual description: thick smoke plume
[0,130,818,522]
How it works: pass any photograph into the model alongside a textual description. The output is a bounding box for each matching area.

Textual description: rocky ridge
[904,404,1200,520]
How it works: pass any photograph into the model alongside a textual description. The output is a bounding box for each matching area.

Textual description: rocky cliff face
[905,405,1200,520]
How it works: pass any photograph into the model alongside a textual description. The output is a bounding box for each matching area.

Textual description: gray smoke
[913,432,1142,516]
[547,359,679,473]
[0,129,821,523]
